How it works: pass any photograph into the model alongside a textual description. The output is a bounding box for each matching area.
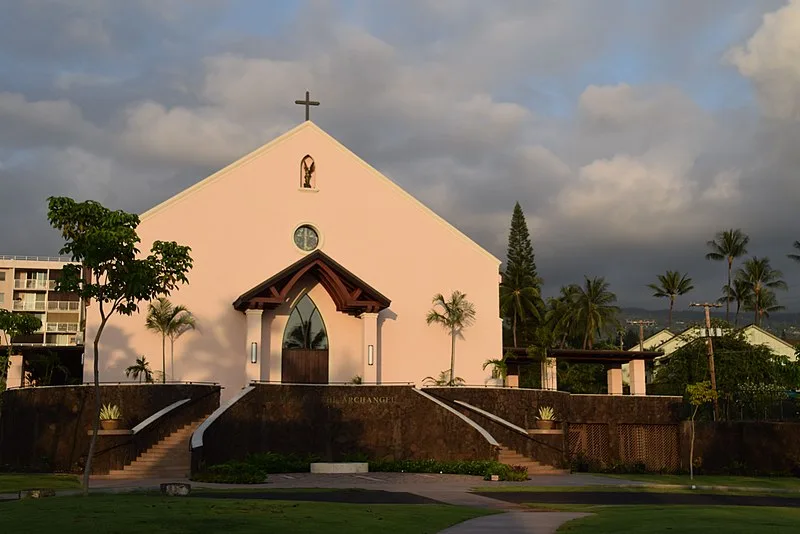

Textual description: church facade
[83,121,502,396]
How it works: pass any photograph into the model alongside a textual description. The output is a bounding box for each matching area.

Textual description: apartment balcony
[47,300,81,311]
[46,322,80,333]
[13,301,46,311]
[13,279,50,290]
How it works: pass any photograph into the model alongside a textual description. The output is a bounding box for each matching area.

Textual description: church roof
[140,121,500,265]
[232,250,391,316]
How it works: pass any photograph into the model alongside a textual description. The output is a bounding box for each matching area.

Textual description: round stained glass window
[293,225,319,251]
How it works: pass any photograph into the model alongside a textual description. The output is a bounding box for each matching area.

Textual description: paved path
[439,512,590,534]
[480,490,800,507]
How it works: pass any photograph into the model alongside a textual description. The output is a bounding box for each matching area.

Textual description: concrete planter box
[310,462,369,474]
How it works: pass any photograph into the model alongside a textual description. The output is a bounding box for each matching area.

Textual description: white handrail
[131,398,191,434]
[191,386,255,450]
[412,388,499,447]
[453,400,528,435]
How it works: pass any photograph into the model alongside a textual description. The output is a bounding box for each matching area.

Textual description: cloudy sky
[1,0,800,310]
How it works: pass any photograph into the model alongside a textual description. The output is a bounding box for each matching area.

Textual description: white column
[361,312,379,384]
[268,312,289,383]
[541,357,558,390]
[6,354,23,388]
[607,365,623,395]
[630,359,647,396]
[245,309,263,385]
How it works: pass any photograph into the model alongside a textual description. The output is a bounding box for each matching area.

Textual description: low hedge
[193,455,529,483]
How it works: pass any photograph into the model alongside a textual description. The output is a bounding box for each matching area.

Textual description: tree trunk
[689,408,697,480]
[449,326,456,386]
[725,259,732,323]
[735,301,740,328]
[668,297,674,329]
[161,334,166,384]
[170,337,175,382]
[754,289,760,327]
[582,327,589,350]
[512,313,517,348]
[83,317,108,496]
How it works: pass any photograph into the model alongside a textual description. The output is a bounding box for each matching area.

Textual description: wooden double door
[281,349,329,384]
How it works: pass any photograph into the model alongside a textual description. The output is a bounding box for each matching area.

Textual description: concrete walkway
[439,512,590,534]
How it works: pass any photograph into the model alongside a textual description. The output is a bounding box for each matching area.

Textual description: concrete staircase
[498,446,569,476]
[97,418,205,480]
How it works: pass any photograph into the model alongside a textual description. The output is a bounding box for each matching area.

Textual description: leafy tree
[47,196,192,495]
[500,203,542,347]
[145,297,197,382]
[706,229,749,323]
[652,328,799,398]
[557,361,607,394]
[0,310,42,393]
[24,350,71,386]
[719,279,753,327]
[571,277,620,349]
[543,285,582,349]
[647,271,694,329]
[426,291,476,386]
[735,257,787,327]
[686,381,717,480]
[125,356,154,383]
[788,241,800,263]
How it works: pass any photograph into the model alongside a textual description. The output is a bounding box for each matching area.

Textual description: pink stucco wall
[83,122,502,398]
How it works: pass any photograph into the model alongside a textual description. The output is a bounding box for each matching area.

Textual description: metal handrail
[249,381,414,386]
[0,255,73,262]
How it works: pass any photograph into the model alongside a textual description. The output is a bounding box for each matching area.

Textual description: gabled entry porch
[233,251,391,385]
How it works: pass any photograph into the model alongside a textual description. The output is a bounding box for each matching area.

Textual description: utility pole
[690,302,722,420]
[627,319,656,351]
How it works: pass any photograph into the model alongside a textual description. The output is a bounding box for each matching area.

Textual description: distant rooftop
[0,255,73,262]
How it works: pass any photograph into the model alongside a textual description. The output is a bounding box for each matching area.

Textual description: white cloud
[727,0,800,120]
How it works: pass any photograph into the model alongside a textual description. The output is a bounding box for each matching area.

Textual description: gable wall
[83,125,501,395]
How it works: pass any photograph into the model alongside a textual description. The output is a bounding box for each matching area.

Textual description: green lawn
[0,474,81,493]
[601,474,800,490]
[2,494,490,534]
[556,505,800,533]
[473,485,794,496]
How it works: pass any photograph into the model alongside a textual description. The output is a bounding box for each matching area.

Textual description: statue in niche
[301,155,315,188]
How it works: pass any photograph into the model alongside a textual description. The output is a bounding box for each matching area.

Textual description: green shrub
[192,461,267,484]
[370,459,527,481]
[245,452,320,473]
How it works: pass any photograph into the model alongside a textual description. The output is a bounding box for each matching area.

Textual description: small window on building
[0,292,4,305]
[0,271,5,281]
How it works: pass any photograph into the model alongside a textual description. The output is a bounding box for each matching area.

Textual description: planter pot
[485,378,504,387]
[535,420,555,430]
[100,419,122,431]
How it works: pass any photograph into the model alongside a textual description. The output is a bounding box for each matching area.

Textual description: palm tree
[788,241,800,263]
[545,285,581,348]
[745,288,785,326]
[719,279,753,327]
[426,291,476,386]
[735,257,787,327]
[125,356,153,383]
[145,297,197,383]
[499,266,541,347]
[705,229,749,322]
[572,277,620,349]
[647,271,694,329]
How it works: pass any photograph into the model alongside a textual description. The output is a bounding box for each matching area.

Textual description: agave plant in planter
[99,403,123,430]
[535,406,557,430]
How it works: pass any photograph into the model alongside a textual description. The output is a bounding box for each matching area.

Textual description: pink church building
[84,121,502,397]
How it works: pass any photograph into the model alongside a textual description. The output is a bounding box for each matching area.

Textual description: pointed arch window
[282,294,328,349]
[300,155,316,189]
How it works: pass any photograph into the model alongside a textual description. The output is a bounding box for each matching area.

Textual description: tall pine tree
[500,202,542,347]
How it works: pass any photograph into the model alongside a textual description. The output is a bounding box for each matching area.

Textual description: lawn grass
[473,485,798,497]
[556,505,800,533]
[1,494,490,534]
[0,473,81,493]
[600,474,800,490]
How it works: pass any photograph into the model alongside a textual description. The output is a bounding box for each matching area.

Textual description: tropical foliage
[571,277,621,349]
[647,270,694,329]
[99,404,122,421]
[145,297,197,383]
[423,369,465,386]
[426,291,476,385]
[734,256,787,327]
[0,309,42,394]
[125,356,154,383]
[719,279,753,327]
[686,381,718,480]
[47,196,192,495]
[788,241,800,263]
[706,229,749,323]
[499,202,542,347]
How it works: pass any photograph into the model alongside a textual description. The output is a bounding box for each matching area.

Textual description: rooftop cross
[294,90,320,121]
